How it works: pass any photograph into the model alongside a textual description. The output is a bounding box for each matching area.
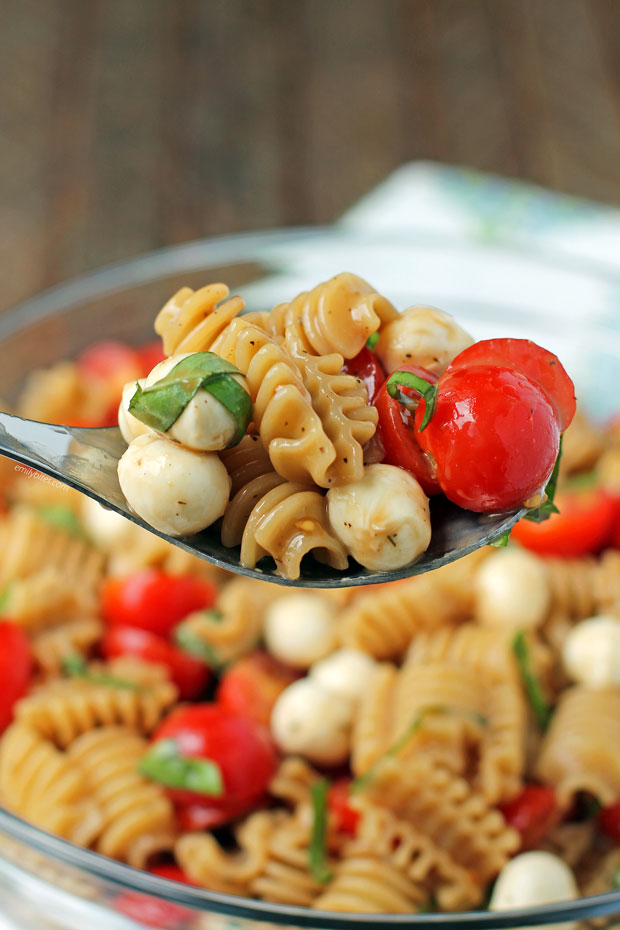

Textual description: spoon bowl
[0,412,523,587]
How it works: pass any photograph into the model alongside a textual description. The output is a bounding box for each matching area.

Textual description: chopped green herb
[174,616,224,669]
[0,583,13,613]
[366,332,379,351]
[38,505,86,538]
[309,779,333,884]
[490,530,511,548]
[139,738,223,796]
[62,653,143,691]
[512,631,552,731]
[386,370,438,432]
[523,438,563,523]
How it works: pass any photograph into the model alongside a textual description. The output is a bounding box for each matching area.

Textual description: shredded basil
[366,332,379,351]
[489,530,512,548]
[174,614,224,669]
[62,654,143,691]
[523,437,563,523]
[129,352,253,447]
[138,738,223,796]
[309,779,333,884]
[386,370,438,432]
[38,505,86,538]
[512,631,552,731]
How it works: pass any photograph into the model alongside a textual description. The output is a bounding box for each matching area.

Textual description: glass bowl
[1,228,619,930]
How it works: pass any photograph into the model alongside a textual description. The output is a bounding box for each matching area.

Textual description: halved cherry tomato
[328,779,360,837]
[511,485,616,557]
[150,704,278,810]
[498,784,560,849]
[374,365,440,496]
[0,622,32,732]
[101,570,218,638]
[137,340,166,377]
[599,801,620,843]
[415,366,560,511]
[342,347,386,402]
[447,338,576,433]
[102,626,210,700]
[217,651,299,727]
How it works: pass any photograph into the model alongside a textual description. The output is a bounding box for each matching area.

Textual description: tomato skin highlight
[599,801,620,844]
[498,785,561,849]
[511,486,616,557]
[217,651,300,727]
[415,366,560,512]
[0,622,32,732]
[448,338,576,433]
[328,779,361,837]
[102,626,210,700]
[342,347,386,402]
[101,570,218,638]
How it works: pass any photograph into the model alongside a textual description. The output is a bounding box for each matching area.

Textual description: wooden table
[1,0,619,311]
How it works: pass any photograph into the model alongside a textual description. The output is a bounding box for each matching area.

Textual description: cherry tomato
[498,784,560,849]
[415,366,560,512]
[217,651,299,727]
[374,365,441,496]
[328,779,360,837]
[77,340,143,397]
[448,338,576,433]
[101,570,218,638]
[599,801,620,843]
[511,485,616,557]
[102,626,210,700]
[148,864,196,884]
[0,622,32,732]
[175,796,255,832]
[115,869,195,930]
[342,347,386,402]
[151,704,278,809]
[137,340,166,377]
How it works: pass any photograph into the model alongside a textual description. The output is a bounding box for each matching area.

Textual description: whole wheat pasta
[219,433,274,497]
[351,663,399,775]
[154,283,244,356]
[313,856,427,914]
[269,756,320,808]
[249,810,325,907]
[221,471,286,548]
[30,617,104,675]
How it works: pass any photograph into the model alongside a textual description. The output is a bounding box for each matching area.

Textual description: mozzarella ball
[80,497,134,549]
[117,433,231,536]
[271,678,354,766]
[490,851,578,930]
[474,547,551,630]
[264,594,337,669]
[376,306,474,377]
[118,379,152,444]
[310,649,376,703]
[562,615,620,687]
[145,354,250,452]
[327,464,431,572]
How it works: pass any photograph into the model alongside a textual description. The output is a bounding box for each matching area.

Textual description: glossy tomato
[374,365,440,496]
[499,784,560,849]
[149,704,278,809]
[175,796,256,831]
[415,366,560,512]
[102,626,211,700]
[328,779,360,837]
[148,864,196,884]
[0,622,32,732]
[511,485,616,557]
[77,340,143,401]
[342,347,386,402]
[447,338,576,433]
[217,651,299,727]
[599,801,620,843]
[101,570,218,638]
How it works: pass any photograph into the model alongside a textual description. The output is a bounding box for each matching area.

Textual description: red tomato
[151,704,278,809]
[342,347,386,402]
[374,366,441,496]
[499,785,560,849]
[415,366,560,512]
[217,651,299,727]
[137,340,166,377]
[511,486,616,557]
[148,864,196,885]
[599,801,620,843]
[448,338,576,433]
[77,340,142,395]
[0,622,32,732]
[175,796,255,832]
[102,626,210,700]
[328,779,360,837]
[101,570,218,638]
[115,884,193,929]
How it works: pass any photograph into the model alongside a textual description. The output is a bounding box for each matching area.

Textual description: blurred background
[2,0,619,311]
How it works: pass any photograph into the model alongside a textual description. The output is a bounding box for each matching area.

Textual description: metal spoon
[0,412,523,588]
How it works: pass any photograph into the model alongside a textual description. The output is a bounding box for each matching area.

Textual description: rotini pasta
[154,283,244,356]
[30,617,104,675]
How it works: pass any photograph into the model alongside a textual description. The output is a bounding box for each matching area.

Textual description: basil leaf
[0,583,13,613]
[129,352,253,447]
[523,437,563,523]
[309,779,333,884]
[62,654,143,691]
[366,332,379,351]
[38,505,86,538]
[174,614,224,669]
[138,738,224,796]
[490,530,512,548]
[386,370,438,431]
[512,631,552,731]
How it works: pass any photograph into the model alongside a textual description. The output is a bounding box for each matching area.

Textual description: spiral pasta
[543,550,620,622]
[313,856,426,914]
[30,617,104,675]
[154,283,244,356]
[249,811,325,907]
[219,433,274,497]
[17,361,110,425]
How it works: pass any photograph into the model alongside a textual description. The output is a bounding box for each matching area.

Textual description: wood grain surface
[1,0,619,310]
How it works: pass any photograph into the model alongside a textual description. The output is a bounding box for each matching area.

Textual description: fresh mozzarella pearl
[80,497,134,549]
[117,433,230,536]
[562,615,620,687]
[145,354,250,452]
[264,594,337,669]
[327,464,431,572]
[489,851,578,930]
[376,306,474,377]
[475,547,551,630]
[271,678,354,766]
[118,379,151,444]
[310,649,376,703]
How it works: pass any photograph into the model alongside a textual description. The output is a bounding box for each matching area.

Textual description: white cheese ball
[562,615,620,687]
[490,851,578,930]
[310,649,376,704]
[376,306,474,377]
[80,497,134,549]
[145,355,250,452]
[327,464,431,572]
[118,379,152,444]
[474,547,551,630]
[117,433,231,536]
[264,594,337,669]
[271,678,354,766]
